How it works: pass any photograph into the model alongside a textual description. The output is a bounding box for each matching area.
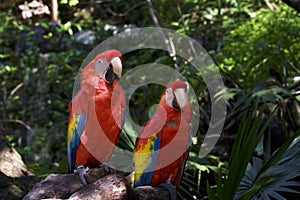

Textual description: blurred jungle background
[0,0,300,199]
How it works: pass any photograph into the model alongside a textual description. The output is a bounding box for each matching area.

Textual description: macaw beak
[110,57,122,79]
[173,88,187,110]
[104,57,122,83]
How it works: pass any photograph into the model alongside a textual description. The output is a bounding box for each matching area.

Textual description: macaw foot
[157,175,177,200]
[74,165,89,185]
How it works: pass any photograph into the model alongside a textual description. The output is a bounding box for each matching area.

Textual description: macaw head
[164,80,188,110]
[82,49,122,83]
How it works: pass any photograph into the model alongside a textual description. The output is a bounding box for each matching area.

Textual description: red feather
[68,50,125,170]
[134,80,192,189]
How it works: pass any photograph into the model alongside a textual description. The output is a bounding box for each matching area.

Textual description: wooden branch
[23,166,175,199]
[147,0,179,71]
[2,119,33,133]
[263,0,278,10]
[135,185,174,200]
[69,174,136,200]
[23,174,83,200]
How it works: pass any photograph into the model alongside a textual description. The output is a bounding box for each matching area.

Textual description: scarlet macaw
[134,81,192,192]
[67,49,125,184]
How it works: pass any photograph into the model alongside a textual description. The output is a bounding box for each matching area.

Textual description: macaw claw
[74,165,89,185]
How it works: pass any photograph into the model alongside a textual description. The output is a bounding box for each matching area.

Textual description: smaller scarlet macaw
[134,81,192,195]
[67,49,125,184]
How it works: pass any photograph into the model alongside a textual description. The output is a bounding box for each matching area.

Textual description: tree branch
[23,166,176,199]
[51,0,59,23]
[147,0,179,71]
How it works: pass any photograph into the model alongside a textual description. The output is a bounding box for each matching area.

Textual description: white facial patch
[165,88,174,108]
[95,58,109,79]
[95,57,122,81]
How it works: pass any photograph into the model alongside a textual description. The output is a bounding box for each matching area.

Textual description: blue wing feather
[134,135,160,187]
[67,114,86,172]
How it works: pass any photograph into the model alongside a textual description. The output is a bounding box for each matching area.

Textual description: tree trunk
[0,133,37,200]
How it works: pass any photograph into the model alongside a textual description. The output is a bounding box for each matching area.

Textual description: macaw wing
[133,131,160,187]
[67,113,86,172]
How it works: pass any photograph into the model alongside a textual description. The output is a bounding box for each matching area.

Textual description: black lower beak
[105,68,119,83]
[172,97,180,110]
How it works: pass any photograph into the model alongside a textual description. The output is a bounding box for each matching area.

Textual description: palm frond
[207,101,278,200]
[237,134,300,199]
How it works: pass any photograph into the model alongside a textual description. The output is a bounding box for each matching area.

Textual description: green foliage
[218,4,300,87]
[237,134,300,199]
[1,1,300,199]
[60,0,79,6]
[207,102,278,200]
[0,15,90,174]
[181,154,224,199]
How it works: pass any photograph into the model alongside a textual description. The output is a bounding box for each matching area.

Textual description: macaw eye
[166,88,172,94]
[97,59,103,64]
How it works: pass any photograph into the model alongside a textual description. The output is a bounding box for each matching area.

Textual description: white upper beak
[174,88,187,109]
[110,57,122,78]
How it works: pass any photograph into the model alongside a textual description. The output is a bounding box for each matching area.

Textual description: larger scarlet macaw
[67,49,125,184]
[134,81,192,193]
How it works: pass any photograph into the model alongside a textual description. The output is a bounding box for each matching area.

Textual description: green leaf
[209,101,278,200]
[237,133,300,199]
[60,0,68,4]
[69,0,79,6]
[207,181,217,200]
